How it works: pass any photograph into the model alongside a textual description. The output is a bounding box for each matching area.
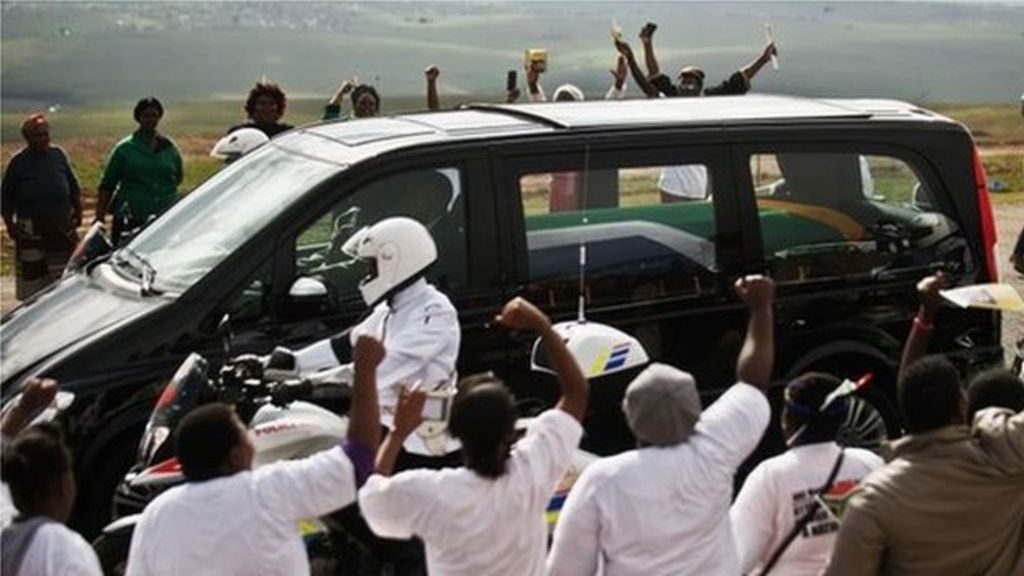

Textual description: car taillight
[973,146,998,282]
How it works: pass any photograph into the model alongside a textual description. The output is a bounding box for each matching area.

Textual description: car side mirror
[286,276,334,317]
[289,277,329,302]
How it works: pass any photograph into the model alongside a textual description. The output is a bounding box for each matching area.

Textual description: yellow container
[525,48,548,73]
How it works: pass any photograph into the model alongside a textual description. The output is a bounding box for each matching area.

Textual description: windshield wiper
[114,246,161,296]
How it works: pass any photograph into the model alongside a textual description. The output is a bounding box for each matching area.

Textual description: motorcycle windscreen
[139,353,209,462]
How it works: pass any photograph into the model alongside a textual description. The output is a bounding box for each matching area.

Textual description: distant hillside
[3,1,1024,110]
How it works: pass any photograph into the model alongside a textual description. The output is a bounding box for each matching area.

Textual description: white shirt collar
[389,277,429,309]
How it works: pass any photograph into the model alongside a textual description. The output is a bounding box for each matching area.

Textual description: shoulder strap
[758,450,845,576]
[1,516,54,576]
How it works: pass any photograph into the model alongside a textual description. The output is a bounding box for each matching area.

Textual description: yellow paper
[940,283,1024,312]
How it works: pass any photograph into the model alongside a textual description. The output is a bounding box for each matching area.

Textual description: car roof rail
[462,102,570,129]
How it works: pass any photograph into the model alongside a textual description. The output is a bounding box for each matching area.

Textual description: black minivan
[0,95,1003,532]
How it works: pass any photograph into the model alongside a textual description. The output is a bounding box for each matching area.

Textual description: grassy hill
[3,2,1023,110]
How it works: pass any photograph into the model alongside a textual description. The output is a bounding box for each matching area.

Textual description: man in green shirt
[96,97,183,244]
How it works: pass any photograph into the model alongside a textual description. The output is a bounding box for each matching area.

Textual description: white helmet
[210,128,269,161]
[341,217,438,306]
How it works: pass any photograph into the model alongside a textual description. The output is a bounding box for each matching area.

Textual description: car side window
[518,161,718,308]
[749,152,963,283]
[293,167,468,304]
[226,262,273,323]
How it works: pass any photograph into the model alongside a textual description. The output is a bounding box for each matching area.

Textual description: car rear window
[748,152,969,283]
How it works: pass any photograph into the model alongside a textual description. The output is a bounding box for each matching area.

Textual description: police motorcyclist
[264,216,461,458]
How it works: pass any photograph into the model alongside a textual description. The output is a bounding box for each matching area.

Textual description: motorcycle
[90,318,642,575]
[91,352,366,575]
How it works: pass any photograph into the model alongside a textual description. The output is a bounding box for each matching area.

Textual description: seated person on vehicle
[289,217,462,458]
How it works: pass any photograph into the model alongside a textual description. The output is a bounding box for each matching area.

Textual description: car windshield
[122,143,341,291]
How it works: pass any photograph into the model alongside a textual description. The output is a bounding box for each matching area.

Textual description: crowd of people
[3,233,1024,575]
[2,19,1024,576]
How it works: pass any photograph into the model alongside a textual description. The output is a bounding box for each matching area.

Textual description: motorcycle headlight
[140,425,171,464]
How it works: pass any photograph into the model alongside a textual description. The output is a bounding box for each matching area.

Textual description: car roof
[278,95,953,164]
[470,94,951,129]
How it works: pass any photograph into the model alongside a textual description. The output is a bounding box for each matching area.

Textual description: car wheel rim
[836,397,888,451]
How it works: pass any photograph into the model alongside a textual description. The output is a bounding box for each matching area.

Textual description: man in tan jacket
[825,275,1024,575]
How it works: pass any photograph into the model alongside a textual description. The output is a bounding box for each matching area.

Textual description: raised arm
[526,61,546,102]
[324,78,355,120]
[638,22,660,78]
[349,336,385,454]
[1,378,58,439]
[374,386,426,476]
[614,39,659,98]
[899,273,946,378]
[494,297,589,421]
[605,54,628,100]
[425,65,441,111]
[740,41,778,84]
[734,275,775,391]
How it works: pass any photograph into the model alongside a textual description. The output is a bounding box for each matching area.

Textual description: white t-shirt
[658,164,709,200]
[126,446,356,576]
[1,483,16,529]
[12,522,102,576]
[546,383,771,576]
[730,442,884,576]
[359,409,583,576]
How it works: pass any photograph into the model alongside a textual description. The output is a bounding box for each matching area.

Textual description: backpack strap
[758,450,845,576]
[1,516,54,576]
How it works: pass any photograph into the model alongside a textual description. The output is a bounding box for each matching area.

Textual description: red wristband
[913,316,933,332]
